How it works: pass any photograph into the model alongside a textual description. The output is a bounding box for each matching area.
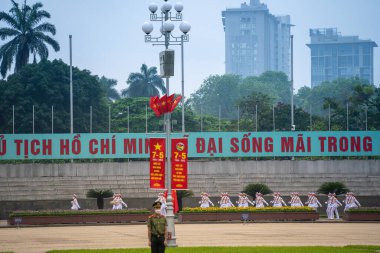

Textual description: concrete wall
[1,160,379,218]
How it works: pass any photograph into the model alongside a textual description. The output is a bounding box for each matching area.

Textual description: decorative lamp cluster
[142,2,191,35]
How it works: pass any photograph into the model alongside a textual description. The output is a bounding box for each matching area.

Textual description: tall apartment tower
[307,28,377,88]
[222,0,291,77]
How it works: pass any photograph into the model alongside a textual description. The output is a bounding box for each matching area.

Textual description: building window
[338,45,352,55]
[241,30,251,36]
[362,45,371,55]
[363,55,371,67]
[241,17,251,23]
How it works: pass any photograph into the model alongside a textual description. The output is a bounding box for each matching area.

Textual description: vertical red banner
[149,138,166,189]
[171,138,188,190]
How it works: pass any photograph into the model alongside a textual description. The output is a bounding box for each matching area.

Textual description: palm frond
[33,22,56,35]
[0,27,19,40]
[0,12,19,30]
[32,39,48,59]
[86,189,114,199]
[317,182,349,195]
[29,10,51,28]
[33,32,60,51]
[243,183,273,198]
[0,39,18,77]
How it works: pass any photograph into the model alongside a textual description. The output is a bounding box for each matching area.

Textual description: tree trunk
[178,197,183,211]
[97,197,104,209]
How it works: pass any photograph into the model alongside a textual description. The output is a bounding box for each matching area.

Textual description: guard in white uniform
[237,193,255,207]
[305,192,322,210]
[199,192,214,208]
[325,193,334,219]
[218,192,235,208]
[326,193,342,219]
[112,193,128,210]
[270,192,287,207]
[255,192,268,208]
[343,192,361,212]
[155,192,167,216]
[71,194,80,210]
[331,193,342,219]
[289,192,304,207]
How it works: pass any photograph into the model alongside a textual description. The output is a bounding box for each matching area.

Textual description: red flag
[172,190,179,214]
[149,96,161,117]
[166,94,175,113]
[170,95,182,112]
[158,94,167,114]
[164,190,179,214]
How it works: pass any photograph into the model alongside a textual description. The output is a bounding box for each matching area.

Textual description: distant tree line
[0,59,379,134]
[1,1,379,134]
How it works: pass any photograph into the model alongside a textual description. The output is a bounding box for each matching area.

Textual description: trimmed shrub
[243,183,273,199]
[317,182,349,195]
[86,189,114,209]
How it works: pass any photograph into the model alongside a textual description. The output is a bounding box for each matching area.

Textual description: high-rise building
[307,28,377,88]
[222,0,291,77]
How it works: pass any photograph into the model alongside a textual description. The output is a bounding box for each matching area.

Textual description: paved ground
[0,222,380,253]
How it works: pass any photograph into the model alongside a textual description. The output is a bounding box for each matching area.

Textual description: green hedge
[346,207,380,214]
[180,206,315,213]
[9,209,150,218]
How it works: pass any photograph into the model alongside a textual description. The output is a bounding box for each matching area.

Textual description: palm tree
[317,182,349,196]
[122,64,166,97]
[243,183,273,200]
[0,0,60,78]
[86,189,114,209]
[99,76,121,101]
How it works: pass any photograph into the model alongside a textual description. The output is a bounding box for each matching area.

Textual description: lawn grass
[47,245,380,253]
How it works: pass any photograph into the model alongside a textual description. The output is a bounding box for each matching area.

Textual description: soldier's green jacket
[148,214,167,236]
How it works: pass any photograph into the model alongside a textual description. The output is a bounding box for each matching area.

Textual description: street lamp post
[290,34,294,132]
[142,1,191,247]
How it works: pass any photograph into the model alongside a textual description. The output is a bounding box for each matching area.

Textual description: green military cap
[152,201,162,208]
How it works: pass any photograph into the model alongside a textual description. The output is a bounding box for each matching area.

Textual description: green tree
[0,59,108,134]
[237,92,273,131]
[295,86,311,110]
[99,76,120,102]
[189,74,241,120]
[274,102,314,131]
[294,77,379,131]
[111,97,161,133]
[0,0,60,77]
[122,64,166,98]
[349,84,380,130]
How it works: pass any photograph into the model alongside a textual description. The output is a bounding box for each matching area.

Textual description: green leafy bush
[317,182,349,195]
[346,207,380,214]
[180,206,314,213]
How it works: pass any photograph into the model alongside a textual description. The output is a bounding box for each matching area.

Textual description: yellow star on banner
[154,142,162,151]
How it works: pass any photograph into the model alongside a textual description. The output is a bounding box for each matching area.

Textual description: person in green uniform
[148,201,168,253]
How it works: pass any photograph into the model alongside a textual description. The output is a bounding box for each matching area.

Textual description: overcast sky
[1,0,379,97]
